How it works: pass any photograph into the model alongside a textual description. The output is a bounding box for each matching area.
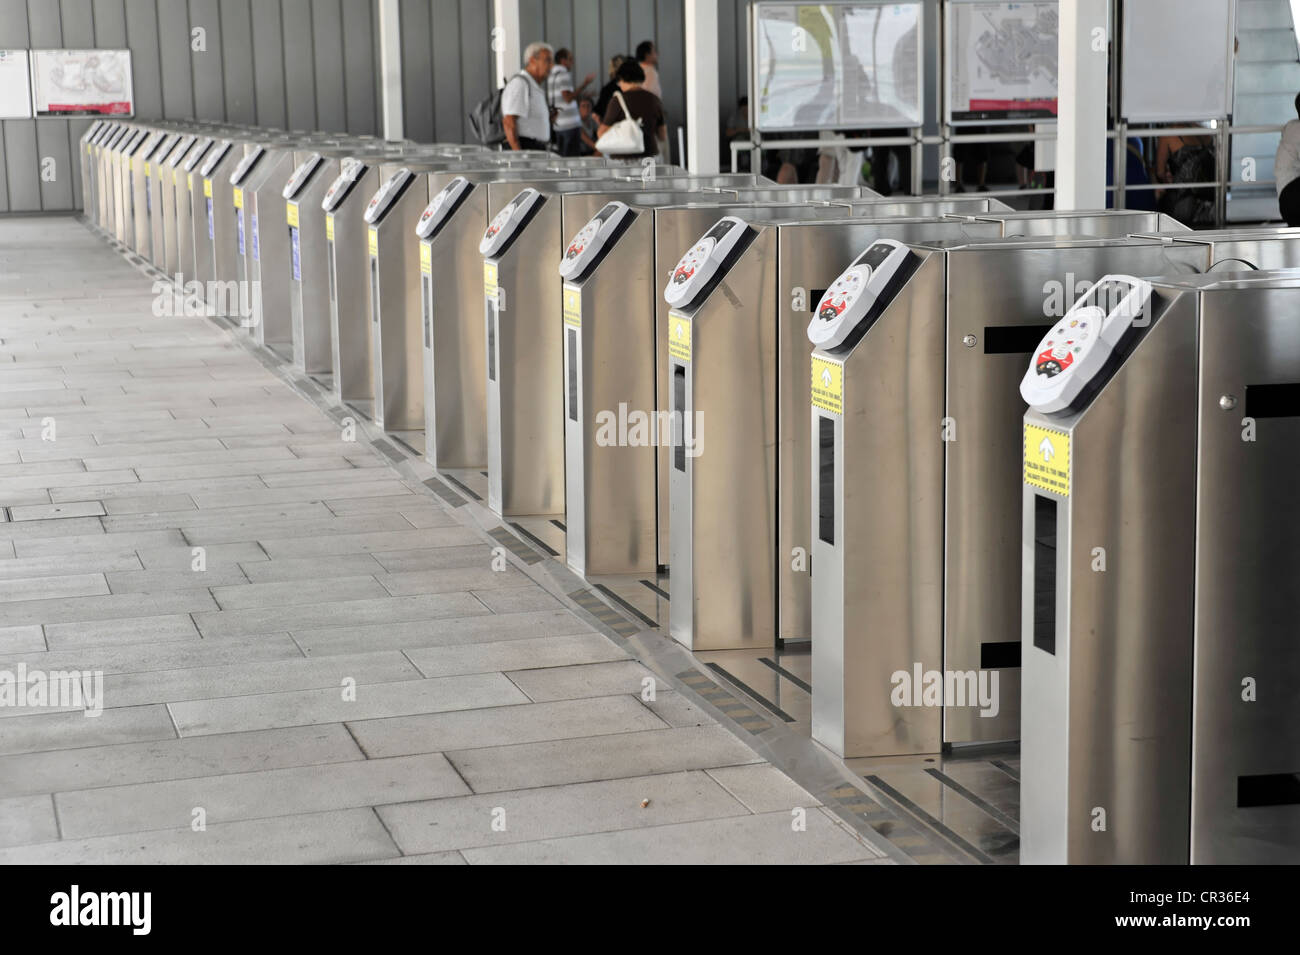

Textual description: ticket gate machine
[141,132,180,262]
[200,139,243,292]
[177,137,215,284]
[158,133,196,275]
[1131,226,1300,271]
[1020,270,1300,864]
[480,178,722,518]
[807,236,1207,759]
[414,166,713,472]
[843,196,1013,217]
[129,130,166,253]
[286,150,341,375]
[79,120,105,224]
[87,120,118,229]
[112,126,145,244]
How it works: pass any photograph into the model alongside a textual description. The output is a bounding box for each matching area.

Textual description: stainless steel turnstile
[115,127,148,246]
[1020,269,1300,864]
[79,120,105,225]
[843,196,1013,217]
[285,150,340,376]
[1131,226,1300,270]
[177,136,215,285]
[129,130,166,253]
[159,132,196,276]
[481,178,748,520]
[808,236,1208,758]
[144,132,180,264]
[199,139,243,294]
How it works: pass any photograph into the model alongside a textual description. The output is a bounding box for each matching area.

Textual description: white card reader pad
[806,239,912,350]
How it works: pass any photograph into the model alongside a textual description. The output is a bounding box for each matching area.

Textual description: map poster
[947,1,1059,123]
[753,2,924,132]
[30,49,134,116]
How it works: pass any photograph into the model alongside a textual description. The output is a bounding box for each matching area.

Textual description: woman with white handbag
[595,60,666,160]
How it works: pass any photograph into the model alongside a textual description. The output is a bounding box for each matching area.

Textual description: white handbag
[595,90,644,156]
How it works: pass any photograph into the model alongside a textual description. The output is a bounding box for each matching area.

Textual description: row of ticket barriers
[76,118,1297,865]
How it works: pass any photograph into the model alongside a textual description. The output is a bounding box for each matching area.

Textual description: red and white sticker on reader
[663,216,749,309]
[807,239,911,349]
[558,201,631,280]
[1019,275,1152,414]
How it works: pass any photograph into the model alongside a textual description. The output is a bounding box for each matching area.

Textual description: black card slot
[1033,494,1057,655]
[1238,772,1300,808]
[818,415,835,545]
[1245,383,1300,419]
[984,324,1054,355]
[980,641,1022,669]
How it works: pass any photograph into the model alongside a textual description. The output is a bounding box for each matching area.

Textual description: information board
[30,49,133,116]
[752,1,924,131]
[0,49,33,118]
[947,0,1059,123]
[1120,0,1235,122]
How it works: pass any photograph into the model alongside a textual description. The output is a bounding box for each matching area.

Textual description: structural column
[378,0,404,140]
[1055,0,1109,209]
[684,0,721,174]
[493,0,523,89]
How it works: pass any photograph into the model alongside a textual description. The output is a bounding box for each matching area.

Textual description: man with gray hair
[502,41,554,151]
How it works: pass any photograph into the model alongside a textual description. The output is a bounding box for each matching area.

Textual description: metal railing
[730,121,1289,227]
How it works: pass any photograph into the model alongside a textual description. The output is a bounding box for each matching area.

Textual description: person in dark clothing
[598,60,665,160]
[593,54,626,120]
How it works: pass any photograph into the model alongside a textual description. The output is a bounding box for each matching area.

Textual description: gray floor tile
[459,809,880,865]
[704,764,823,812]
[8,500,105,521]
[505,660,657,702]
[169,673,529,736]
[258,526,483,559]
[378,771,749,855]
[0,590,216,628]
[349,695,668,758]
[0,551,143,581]
[446,725,763,794]
[56,753,470,839]
[0,808,398,864]
[0,573,110,604]
[0,624,45,653]
[404,633,630,678]
[471,586,564,614]
[0,705,176,757]
[293,609,593,656]
[101,650,422,707]
[0,724,361,799]
[193,592,490,638]
[238,553,387,583]
[209,575,389,611]
[42,613,201,650]
[0,794,59,848]
[369,545,497,574]
[357,851,466,865]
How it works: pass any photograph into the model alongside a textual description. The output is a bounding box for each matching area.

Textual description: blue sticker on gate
[251,213,259,261]
[207,197,214,239]
[237,208,245,254]
[290,226,300,280]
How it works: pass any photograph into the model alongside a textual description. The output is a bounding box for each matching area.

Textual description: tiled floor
[0,216,887,864]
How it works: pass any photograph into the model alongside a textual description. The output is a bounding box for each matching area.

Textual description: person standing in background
[1276,93,1300,226]
[636,40,661,99]
[578,96,600,155]
[598,59,666,160]
[594,54,626,119]
[547,48,596,157]
[502,42,554,151]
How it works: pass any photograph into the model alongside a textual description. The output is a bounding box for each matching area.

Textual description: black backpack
[469,71,530,146]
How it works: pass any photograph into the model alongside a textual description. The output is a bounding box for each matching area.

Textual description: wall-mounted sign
[0,49,33,118]
[30,49,134,116]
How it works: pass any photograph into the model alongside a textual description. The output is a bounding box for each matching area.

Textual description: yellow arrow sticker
[233,187,243,209]
[563,285,581,327]
[325,213,334,242]
[667,310,691,362]
[484,261,498,298]
[144,162,151,176]
[811,356,843,415]
[1024,424,1070,497]
[286,202,299,228]
[203,177,212,198]
[368,227,378,257]
[419,241,432,275]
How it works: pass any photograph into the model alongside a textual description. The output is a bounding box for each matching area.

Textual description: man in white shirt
[502,42,554,151]
[1276,93,1300,225]
[636,40,661,99]
[547,48,596,156]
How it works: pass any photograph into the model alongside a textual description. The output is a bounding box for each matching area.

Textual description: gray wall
[0,0,384,213]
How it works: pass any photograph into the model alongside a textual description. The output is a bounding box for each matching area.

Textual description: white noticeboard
[0,49,33,118]
[946,0,1060,124]
[30,49,134,116]
[1121,0,1236,122]
[752,1,924,131]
